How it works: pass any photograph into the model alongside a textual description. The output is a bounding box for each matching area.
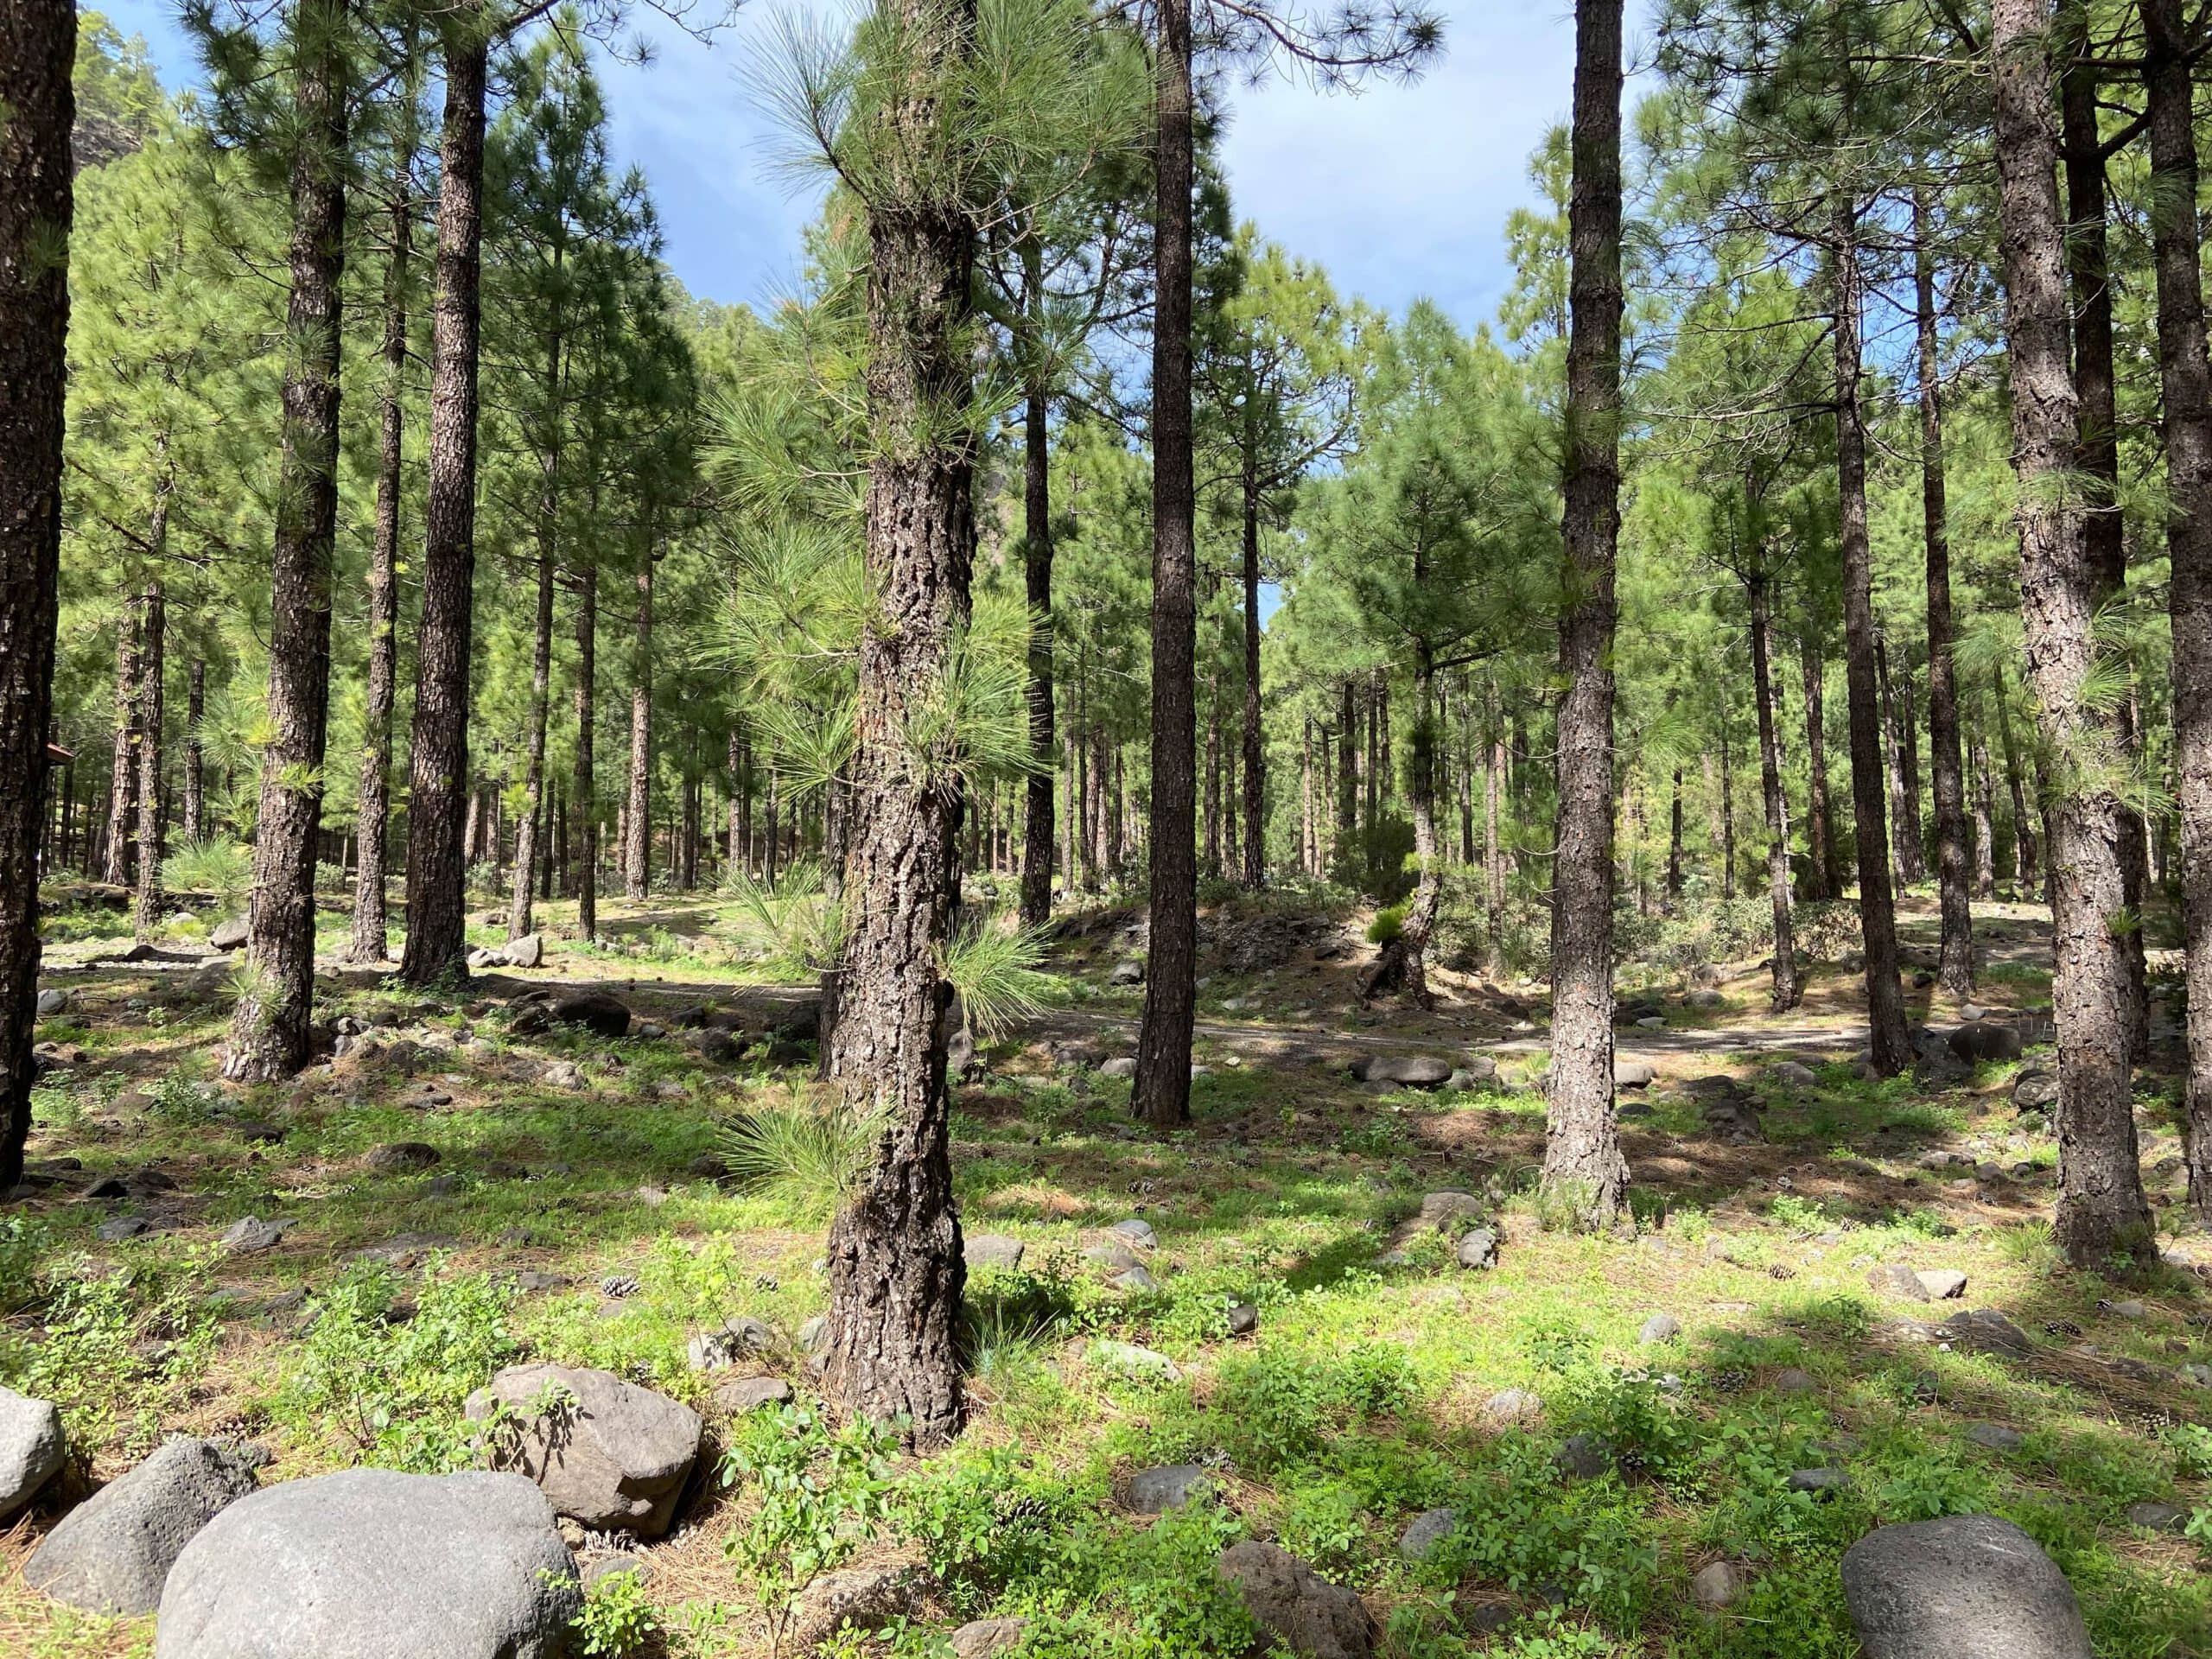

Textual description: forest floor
[3,881,2209,1657]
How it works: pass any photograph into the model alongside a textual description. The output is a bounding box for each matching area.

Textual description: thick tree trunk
[0,0,73,1193]
[399,17,486,988]
[574,564,597,941]
[1542,0,1628,1226]
[1915,185,1974,995]
[1240,459,1264,888]
[105,594,142,888]
[2141,0,2212,1221]
[1019,387,1054,926]
[1131,0,1197,1129]
[226,0,348,1077]
[624,528,653,901]
[1749,573,1800,1010]
[1800,630,1836,901]
[1991,0,2152,1267]
[182,658,205,844]
[2062,15,2151,1062]
[1831,197,1913,1074]
[820,13,980,1438]
[132,578,166,940]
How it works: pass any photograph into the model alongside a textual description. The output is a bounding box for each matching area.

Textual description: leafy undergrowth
[2,891,2208,1656]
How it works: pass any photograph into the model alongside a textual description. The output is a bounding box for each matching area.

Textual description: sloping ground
[1,887,2207,1657]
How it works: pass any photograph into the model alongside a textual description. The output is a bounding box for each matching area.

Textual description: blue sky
[94,0,1599,333]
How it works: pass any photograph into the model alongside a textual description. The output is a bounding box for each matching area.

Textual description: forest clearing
[9,0,2212,1652]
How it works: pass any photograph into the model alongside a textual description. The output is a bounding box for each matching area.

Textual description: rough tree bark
[182,657,205,844]
[1131,0,1197,1129]
[1799,630,1837,901]
[1485,677,1506,973]
[624,524,652,901]
[1971,712,1999,899]
[225,0,348,1079]
[1831,197,1914,1074]
[1914,184,1974,996]
[0,0,73,1194]
[574,563,597,941]
[2060,22,2150,1058]
[1990,0,2152,1267]
[1240,451,1264,888]
[399,12,486,988]
[819,0,980,1445]
[2140,0,2212,1220]
[132,578,165,941]
[1542,0,1628,1225]
[104,594,142,887]
[1878,632,1913,892]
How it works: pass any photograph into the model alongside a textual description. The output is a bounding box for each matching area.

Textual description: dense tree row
[10,0,2212,1441]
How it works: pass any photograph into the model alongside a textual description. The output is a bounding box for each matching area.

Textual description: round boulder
[1840,1513,2090,1659]
[0,1384,65,1521]
[25,1437,259,1615]
[154,1469,578,1659]
[463,1363,702,1537]
[1217,1540,1375,1659]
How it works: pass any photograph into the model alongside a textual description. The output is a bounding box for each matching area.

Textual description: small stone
[1615,1060,1656,1090]
[963,1234,1025,1273]
[1940,1308,2035,1360]
[35,988,68,1018]
[712,1376,795,1414]
[1964,1423,2024,1452]
[1089,1340,1180,1383]
[786,1564,925,1652]
[1109,1265,1158,1293]
[1638,1313,1682,1345]
[797,1315,830,1356]
[1398,1506,1458,1561]
[1867,1263,1931,1301]
[1774,1369,1817,1395]
[1217,1541,1376,1659]
[1787,1467,1847,1496]
[950,1616,1029,1658]
[1555,1433,1615,1480]
[1109,1217,1158,1249]
[366,1141,441,1173]
[2104,1298,2145,1320]
[1915,1269,1967,1300]
[1482,1388,1542,1427]
[505,933,543,969]
[1085,1241,1141,1273]
[97,1216,150,1242]
[1109,959,1146,987]
[1455,1229,1498,1271]
[549,994,630,1039]
[1769,1061,1816,1088]
[1099,1056,1137,1078]
[1948,1022,2023,1064]
[1227,1300,1259,1336]
[1128,1465,1213,1512]
[1416,1191,1484,1230]
[2124,1500,2187,1534]
[219,1216,291,1256]
[686,1315,777,1372]
[1690,1560,1745,1611]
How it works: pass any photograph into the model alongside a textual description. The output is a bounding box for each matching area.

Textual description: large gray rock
[1350,1054,1454,1089]
[950,1616,1028,1657]
[1948,1022,2024,1065]
[550,994,631,1039]
[24,1437,258,1614]
[464,1363,702,1536]
[1398,1506,1458,1561]
[1217,1541,1376,1659]
[964,1234,1025,1273]
[0,1385,65,1520]
[154,1469,579,1659]
[1127,1465,1212,1513]
[1840,1514,2091,1659]
[208,915,250,951]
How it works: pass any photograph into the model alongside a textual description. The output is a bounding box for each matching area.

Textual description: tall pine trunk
[1971,711,1999,899]
[183,658,205,844]
[105,594,142,887]
[2061,11,2151,1061]
[1131,0,1197,1129]
[624,527,653,901]
[1831,197,1912,1073]
[820,0,981,1443]
[1990,0,2152,1267]
[1799,630,1837,900]
[132,578,166,940]
[1240,453,1264,888]
[2141,0,2212,1221]
[1915,184,1974,995]
[400,16,486,987]
[1485,677,1505,974]
[0,0,73,1192]
[1543,0,1628,1225]
[1019,384,1054,926]
[574,563,597,941]
[226,0,348,1078]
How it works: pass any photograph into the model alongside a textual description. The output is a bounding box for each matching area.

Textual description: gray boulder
[1088,1340,1180,1383]
[1638,1313,1682,1345]
[505,933,543,969]
[1109,958,1146,987]
[1398,1506,1458,1561]
[1964,1423,2024,1453]
[787,1565,925,1652]
[153,1469,578,1659]
[1840,1513,2091,1659]
[35,987,68,1017]
[712,1376,794,1414]
[1128,1465,1212,1513]
[1109,1217,1158,1249]
[1769,1061,1817,1088]
[1866,1263,1930,1302]
[1100,1055,1138,1078]
[686,1315,777,1372]
[464,1363,702,1536]
[1456,1229,1498,1271]
[24,1437,259,1614]
[208,915,250,951]
[1217,1541,1376,1659]
[1948,1022,2024,1065]
[1481,1388,1542,1427]
[0,1385,65,1520]
[550,994,631,1039]
[950,1617,1028,1657]
[1940,1308,2035,1360]
[963,1234,1025,1273]
[1615,1059,1656,1090]
[1350,1054,1454,1089]
[1691,1560,1744,1611]
[1416,1191,1484,1231]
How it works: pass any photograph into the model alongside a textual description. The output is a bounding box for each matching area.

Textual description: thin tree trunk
[1221,720,1238,877]
[510,297,563,939]
[133,578,166,940]
[1364,676,1380,877]
[1485,677,1505,975]
[1971,710,1999,900]
[1458,685,1476,863]
[1878,631,1913,891]
[1240,456,1264,888]
[1831,194,1912,1073]
[0,0,73,1192]
[1204,649,1222,874]
[1718,710,1737,899]
[1666,766,1684,906]
[573,564,597,941]
[1915,183,1974,995]
[1300,716,1316,875]
[1019,383,1055,926]
[105,594,142,888]
[1749,572,1800,1010]
[820,1,979,1442]
[2141,0,2212,1221]
[1991,0,2152,1266]
[1335,677,1357,886]
[399,15,487,987]
[1900,666,1925,880]
[1800,629,1837,900]
[226,0,348,1077]
[1132,0,1197,1128]
[183,658,205,845]
[1993,664,2037,889]
[1542,0,1628,1226]
[624,527,653,901]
